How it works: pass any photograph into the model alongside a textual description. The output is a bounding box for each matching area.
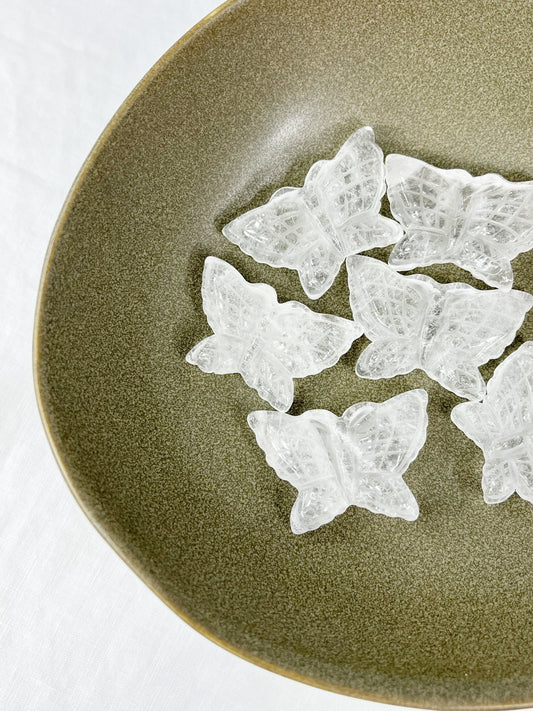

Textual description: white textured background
[1,1,416,709]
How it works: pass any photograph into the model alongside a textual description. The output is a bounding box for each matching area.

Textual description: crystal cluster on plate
[186,127,533,533]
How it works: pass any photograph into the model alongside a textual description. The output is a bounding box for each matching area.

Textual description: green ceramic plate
[35,0,533,707]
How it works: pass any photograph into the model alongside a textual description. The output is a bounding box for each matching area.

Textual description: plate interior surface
[36,0,533,707]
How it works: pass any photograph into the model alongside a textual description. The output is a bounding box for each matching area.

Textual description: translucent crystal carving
[346,256,533,401]
[222,126,403,299]
[386,154,533,290]
[451,342,533,505]
[186,257,361,411]
[248,389,428,534]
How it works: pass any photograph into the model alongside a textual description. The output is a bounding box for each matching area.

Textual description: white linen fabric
[0,0,413,708]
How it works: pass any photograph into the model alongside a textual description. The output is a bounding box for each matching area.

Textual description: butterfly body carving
[347,256,533,401]
[222,127,403,299]
[451,342,533,504]
[186,257,361,412]
[386,154,533,290]
[248,389,428,533]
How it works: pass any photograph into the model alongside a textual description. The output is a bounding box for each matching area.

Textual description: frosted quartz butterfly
[222,127,403,299]
[452,342,533,505]
[248,389,428,534]
[346,256,533,401]
[186,257,360,412]
[386,154,533,290]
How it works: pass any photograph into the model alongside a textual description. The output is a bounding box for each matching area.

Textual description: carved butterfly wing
[186,257,294,410]
[222,182,344,300]
[485,341,533,435]
[186,257,275,373]
[248,410,347,534]
[451,397,517,504]
[428,283,533,400]
[246,299,360,412]
[480,343,533,503]
[239,348,296,413]
[452,397,512,505]
[386,155,466,270]
[222,186,312,269]
[456,177,533,290]
[452,343,533,503]
[199,256,275,335]
[314,127,384,217]
[267,300,360,378]
[339,389,428,520]
[346,256,428,378]
[309,126,402,254]
[450,400,493,451]
[243,300,358,411]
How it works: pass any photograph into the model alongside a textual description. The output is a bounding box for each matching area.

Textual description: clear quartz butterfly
[185,257,361,412]
[346,256,533,401]
[451,342,533,505]
[222,126,403,299]
[248,389,428,534]
[386,154,533,290]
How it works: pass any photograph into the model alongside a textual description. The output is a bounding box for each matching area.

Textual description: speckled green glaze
[35,0,533,707]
